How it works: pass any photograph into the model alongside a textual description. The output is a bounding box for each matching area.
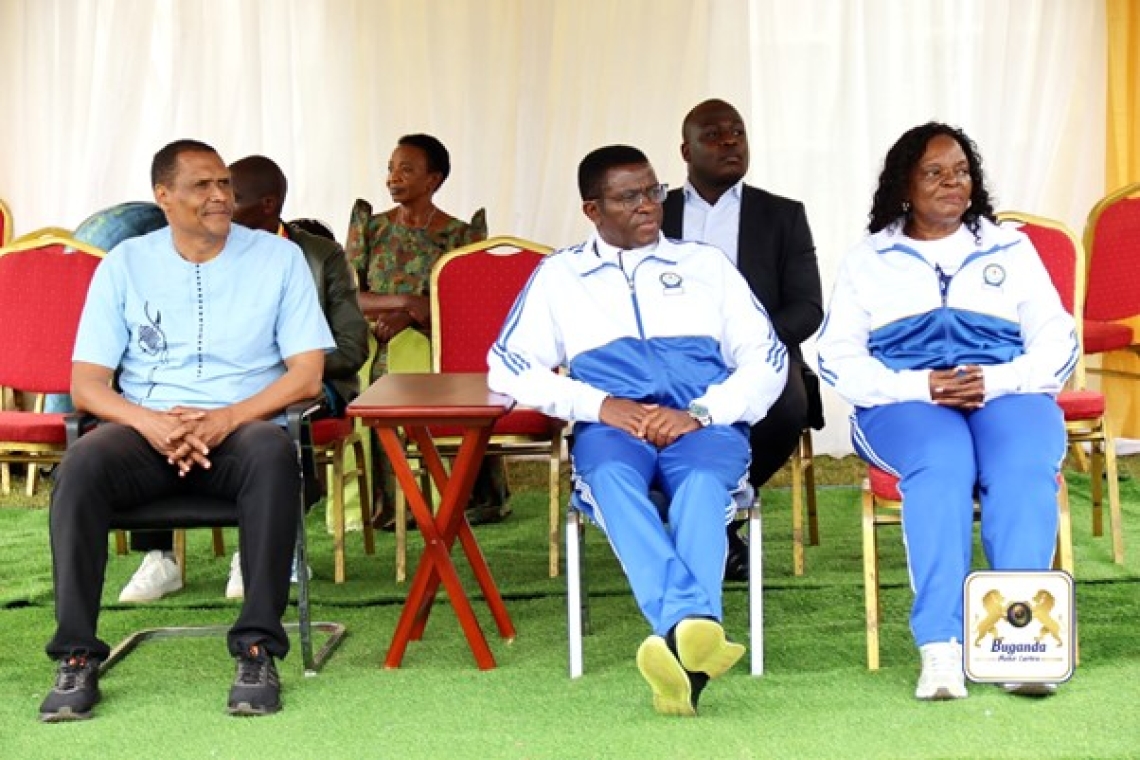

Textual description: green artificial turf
[1,463,1139,759]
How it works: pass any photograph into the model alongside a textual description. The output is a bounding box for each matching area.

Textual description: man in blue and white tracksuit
[817,216,1078,694]
[488,145,786,716]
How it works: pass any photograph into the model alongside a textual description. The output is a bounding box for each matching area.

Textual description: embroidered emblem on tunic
[983,264,1006,286]
[137,302,167,357]
[660,271,683,295]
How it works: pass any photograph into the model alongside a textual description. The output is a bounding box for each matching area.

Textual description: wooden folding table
[347,372,517,669]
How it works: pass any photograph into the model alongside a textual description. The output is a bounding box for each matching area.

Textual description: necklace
[399,205,437,231]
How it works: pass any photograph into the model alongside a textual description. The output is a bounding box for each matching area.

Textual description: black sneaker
[466,502,513,526]
[227,644,281,716]
[39,652,100,722]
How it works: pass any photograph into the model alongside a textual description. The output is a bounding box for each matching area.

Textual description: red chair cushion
[867,465,903,501]
[1082,318,1134,355]
[311,416,354,446]
[1056,389,1105,421]
[0,411,68,445]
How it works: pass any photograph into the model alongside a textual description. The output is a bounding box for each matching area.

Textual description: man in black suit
[662,99,823,580]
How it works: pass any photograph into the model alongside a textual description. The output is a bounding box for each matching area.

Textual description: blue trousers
[571,422,750,636]
[853,394,1065,647]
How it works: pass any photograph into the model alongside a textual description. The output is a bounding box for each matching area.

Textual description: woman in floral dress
[346,133,508,526]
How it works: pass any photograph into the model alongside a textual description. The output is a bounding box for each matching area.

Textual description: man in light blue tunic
[39,139,334,722]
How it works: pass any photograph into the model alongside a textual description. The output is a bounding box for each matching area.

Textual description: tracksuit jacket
[487,232,788,427]
[817,219,1077,406]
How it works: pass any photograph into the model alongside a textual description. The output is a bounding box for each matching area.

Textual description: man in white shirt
[662,99,824,580]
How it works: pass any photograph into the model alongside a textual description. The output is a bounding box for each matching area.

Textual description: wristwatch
[687,402,712,427]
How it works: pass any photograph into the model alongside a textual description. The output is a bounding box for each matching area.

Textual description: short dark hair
[868,122,995,239]
[151,139,219,188]
[397,133,451,186]
[578,145,649,201]
[229,154,288,208]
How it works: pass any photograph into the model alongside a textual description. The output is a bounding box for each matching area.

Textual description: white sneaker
[225,552,244,600]
[1002,682,1058,697]
[290,555,313,584]
[915,639,968,700]
[118,550,182,603]
[226,552,310,599]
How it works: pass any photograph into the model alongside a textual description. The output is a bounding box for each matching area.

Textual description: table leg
[456,521,517,640]
[377,426,499,670]
[413,429,516,640]
[405,427,505,641]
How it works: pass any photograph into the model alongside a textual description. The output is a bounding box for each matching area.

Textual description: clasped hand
[372,310,415,343]
[140,406,237,476]
[599,397,700,448]
[929,365,985,410]
[372,295,429,344]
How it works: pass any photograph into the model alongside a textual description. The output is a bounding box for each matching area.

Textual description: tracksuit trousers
[571,422,751,637]
[852,393,1065,647]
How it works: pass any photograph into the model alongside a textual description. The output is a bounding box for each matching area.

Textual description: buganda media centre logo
[963,570,1075,684]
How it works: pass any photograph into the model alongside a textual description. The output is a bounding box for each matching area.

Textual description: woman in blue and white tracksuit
[817,123,1078,701]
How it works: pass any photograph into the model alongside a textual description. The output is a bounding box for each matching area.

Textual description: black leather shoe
[466,502,513,526]
[724,535,749,582]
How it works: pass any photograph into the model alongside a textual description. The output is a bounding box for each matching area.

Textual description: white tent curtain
[0,0,1106,455]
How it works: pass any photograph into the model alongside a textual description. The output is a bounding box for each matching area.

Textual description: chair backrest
[0,234,105,392]
[12,226,74,244]
[1083,182,1140,323]
[430,236,552,373]
[997,211,1086,389]
[0,198,12,245]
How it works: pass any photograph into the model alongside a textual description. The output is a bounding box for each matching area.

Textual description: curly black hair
[868,122,996,240]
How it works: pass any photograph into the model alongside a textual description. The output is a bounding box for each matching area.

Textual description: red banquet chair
[998,212,1124,563]
[0,233,104,496]
[1082,182,1140,363]
[391,237,564,579]
[861,464,1074,670]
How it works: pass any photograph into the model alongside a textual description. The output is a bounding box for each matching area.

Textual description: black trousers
[747,359,810,489]
[46,422,299,661]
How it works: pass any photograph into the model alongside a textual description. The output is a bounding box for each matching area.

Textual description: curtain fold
[0,0,1107,455]
[1105,0,1140,191]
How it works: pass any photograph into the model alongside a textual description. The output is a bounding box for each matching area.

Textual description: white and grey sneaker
[225,552,244,600]
[118,550,182,603]
[226,552,310,600]
[915,639,968,700]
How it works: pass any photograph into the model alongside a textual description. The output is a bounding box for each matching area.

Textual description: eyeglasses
[918,166,972,185]
[597,183,668,211]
